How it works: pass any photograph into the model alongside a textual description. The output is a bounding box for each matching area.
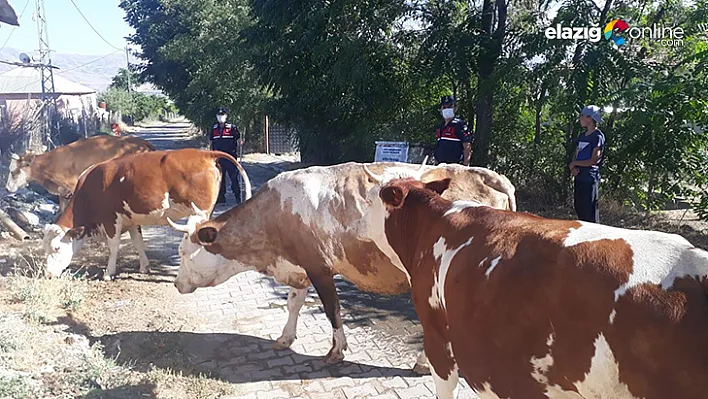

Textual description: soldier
[210,106,244,204]
[433,95,472,166]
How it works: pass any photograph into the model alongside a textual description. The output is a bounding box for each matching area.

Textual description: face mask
[441,108,455,119]
[216,115,227,123]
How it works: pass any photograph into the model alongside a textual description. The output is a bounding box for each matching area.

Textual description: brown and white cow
[6,135,155,212]
[167,161,516,365]
[373,176,708,399]
[42,148,252,280]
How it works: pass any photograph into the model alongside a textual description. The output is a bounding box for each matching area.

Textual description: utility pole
[34,0,59,149]
[125,45,133,125]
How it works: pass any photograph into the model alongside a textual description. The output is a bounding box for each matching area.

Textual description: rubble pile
[0,188,58,239]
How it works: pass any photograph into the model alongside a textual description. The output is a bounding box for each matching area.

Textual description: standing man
[569,105,605,223]
[210,106,244,205]
[433,95,472,166]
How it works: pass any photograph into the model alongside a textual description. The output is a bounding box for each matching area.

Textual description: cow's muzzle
[173,280,197,294]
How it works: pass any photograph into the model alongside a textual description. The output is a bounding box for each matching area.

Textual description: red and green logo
[604,18,630,46]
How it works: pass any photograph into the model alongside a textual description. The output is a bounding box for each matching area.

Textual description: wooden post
[0,208,29,240]
[264,114,270,154]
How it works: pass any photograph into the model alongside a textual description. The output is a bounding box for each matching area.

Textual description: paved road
[132,122,479,399]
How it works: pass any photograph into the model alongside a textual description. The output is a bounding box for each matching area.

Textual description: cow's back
[31,135,154,193]
[264,162,517,295]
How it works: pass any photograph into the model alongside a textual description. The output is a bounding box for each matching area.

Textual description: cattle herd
[4,134,708,398]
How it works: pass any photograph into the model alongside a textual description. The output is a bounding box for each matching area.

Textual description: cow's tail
[211,151,253,200]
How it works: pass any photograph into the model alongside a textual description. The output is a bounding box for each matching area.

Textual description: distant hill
[0,47,157,93]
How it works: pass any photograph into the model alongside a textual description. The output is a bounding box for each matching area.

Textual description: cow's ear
[197,227,218,244]
[425,178,451,195]
[65,226,85,239]
[380,185,407,208]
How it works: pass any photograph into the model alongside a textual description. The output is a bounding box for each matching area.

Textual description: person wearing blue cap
[569,105,606,223]
[433,95,472,166]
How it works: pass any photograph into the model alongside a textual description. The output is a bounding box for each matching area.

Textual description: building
[0,67,98,128]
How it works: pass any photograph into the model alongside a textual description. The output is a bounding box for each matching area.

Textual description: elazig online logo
[545,18,685,47]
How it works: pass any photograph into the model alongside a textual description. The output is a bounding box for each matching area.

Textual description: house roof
[0,67,96,95]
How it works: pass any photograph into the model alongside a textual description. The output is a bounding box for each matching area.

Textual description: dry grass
[0,243,240,399]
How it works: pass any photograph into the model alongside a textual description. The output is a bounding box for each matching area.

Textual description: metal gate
[266,119,298,154]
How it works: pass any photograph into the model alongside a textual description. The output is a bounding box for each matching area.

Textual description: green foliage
[98,87,175,123]
[120,0,708,219]
[109,68,142,91]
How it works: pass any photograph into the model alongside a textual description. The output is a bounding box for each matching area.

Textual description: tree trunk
[472,0,507,167]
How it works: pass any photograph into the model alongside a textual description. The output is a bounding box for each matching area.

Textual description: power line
[67,0,123,51]
[5,50,123,94]
[0,0,32,53]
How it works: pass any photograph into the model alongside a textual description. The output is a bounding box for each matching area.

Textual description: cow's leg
[424,329,459,399]
[306,271,347,364]
[273,287,308,350]
[103,232,123,281]
[128,226,150,274]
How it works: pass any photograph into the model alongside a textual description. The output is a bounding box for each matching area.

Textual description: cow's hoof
[139,268,150,274]
[273,336,295,350]
[324,349,345,365]
[102,274,114,281]
[412,361,431,375]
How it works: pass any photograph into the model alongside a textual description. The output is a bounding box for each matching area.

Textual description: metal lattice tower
[34,0,58,147]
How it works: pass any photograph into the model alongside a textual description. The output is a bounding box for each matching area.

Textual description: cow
[166,161,516,366]
[42,148,252,280]
[372,176,708,399]
[6,135,155,212]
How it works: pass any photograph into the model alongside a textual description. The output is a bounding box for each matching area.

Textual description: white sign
[374,141,409,163]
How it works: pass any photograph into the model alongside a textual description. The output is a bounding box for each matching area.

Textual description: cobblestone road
[133,123,478,399]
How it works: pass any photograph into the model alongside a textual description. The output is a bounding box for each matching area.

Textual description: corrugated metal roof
[0,67,96,95]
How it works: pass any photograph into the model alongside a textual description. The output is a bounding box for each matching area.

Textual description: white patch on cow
[274,172,340,233]
[530,333,556,386]
[431,361,460,399]
[444,200,485,217]
[5,160,28,192]
[328,327,348,362]
[122,192,191,226]
[564,222,708,301]
[534,333,639,399]
[485,256,502,279]
[119,176,125,183]
[42,224,75,276]
[429,236,474,311]
[609,309,617,324]
[475,382,509,399]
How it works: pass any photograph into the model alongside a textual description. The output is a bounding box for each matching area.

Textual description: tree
[109,67,142,91]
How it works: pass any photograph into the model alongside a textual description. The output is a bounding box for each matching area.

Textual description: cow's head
[167,207,245,294]
[41,224,85,277]
[6,153,35,192]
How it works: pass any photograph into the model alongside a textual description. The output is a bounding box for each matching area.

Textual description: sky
[0,0,134,56]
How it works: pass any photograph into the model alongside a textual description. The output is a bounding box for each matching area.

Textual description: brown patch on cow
[604,277,708,398]
[381,178,708,398]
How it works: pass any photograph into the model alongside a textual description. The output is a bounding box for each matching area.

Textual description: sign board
[374,141,409,163]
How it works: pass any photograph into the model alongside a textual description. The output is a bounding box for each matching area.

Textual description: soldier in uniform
[210,106,243,204]
[433,95,472,166]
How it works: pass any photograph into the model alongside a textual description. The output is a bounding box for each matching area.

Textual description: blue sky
[0,0,134,55]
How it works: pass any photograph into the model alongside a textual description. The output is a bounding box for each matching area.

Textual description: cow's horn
[166,217,190,233]
[417,155,429,171]
[363,164,383,183]
[9,152,19,160]
[191,202,207,218]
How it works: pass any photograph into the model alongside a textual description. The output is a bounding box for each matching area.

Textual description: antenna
[18,53,30,64]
